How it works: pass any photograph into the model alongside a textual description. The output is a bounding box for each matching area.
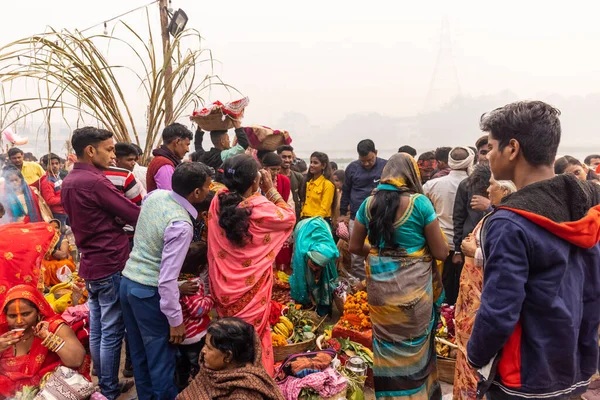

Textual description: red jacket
[39,174,66,215]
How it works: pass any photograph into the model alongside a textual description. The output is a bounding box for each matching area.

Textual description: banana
[279,316,294,332]
[362,346,374,359]
[278,323,290,337]
[273,325,284,337]
[274,324,288,337]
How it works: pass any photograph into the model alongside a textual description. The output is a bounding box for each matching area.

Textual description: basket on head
[191,110,234,132]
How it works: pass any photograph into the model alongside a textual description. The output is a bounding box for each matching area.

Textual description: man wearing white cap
[423,146,475,304]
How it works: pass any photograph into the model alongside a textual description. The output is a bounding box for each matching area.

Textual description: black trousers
[442,253,463,305]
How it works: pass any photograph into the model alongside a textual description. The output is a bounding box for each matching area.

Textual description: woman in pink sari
[207,155,296,375]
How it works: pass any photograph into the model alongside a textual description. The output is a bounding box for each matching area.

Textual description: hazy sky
[2,0,600,151]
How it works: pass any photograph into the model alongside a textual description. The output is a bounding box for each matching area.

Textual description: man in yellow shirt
[6,148,45,184]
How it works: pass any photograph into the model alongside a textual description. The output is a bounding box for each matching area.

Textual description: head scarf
[376,152,423,193]
[290,217,339,315]
[448,147,475,171]
[0,284,56,328]
[0,222,57,302]
[2,168,43,223]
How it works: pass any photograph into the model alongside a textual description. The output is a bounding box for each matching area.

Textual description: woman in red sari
[0,285,89,398]
[208,155,296,376]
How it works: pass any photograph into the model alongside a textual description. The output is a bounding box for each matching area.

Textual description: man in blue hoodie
[468,101,600,399]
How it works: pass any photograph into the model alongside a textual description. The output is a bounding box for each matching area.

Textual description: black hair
[476,135,488,150]
[303,152,338,216]
[195,190,215,213]
[357,139,376,157]
[4,298,37,315]
[71,127,114,157]
[7,148,23,158]
[171,162,212,197]
[210,130,228,147]
[329,161,338,171]
[218,155,258,247]
[434,147,451,163]
[206,317,255,365]
[115,142,139,158]
[469,146,479,164]
[256,150,273,163]
[180,241,208,275]
[277,145,294,154]
[584,154,600,165]
[468,163,492,197]
[162,123,193,145]
[131,143,144,157]
[23,152,37,161]
[368,190,403,248]
[398,145,417,157]
[418,151,436,161]
[333,169,345,184]
[40,153,61,169]
[262,152,282,167]
[480,101,561,166]
[554,155,582,175]
[0,202,5,215]
[291,159,307,174]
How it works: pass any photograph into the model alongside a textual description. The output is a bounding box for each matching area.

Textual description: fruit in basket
[271,332,288,347]
[273,322,290,338]
[279,316,294,332]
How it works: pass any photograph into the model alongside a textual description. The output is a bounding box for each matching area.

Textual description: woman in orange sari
[42,219,76,287]
[0,285,89,398]
[208,155,296,376]
[453,176,517,400]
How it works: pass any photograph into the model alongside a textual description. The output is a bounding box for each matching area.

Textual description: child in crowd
[175,194,215,391]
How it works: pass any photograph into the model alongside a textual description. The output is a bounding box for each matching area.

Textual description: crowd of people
[0,99,599,400]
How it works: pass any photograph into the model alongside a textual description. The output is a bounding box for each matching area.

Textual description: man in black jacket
[192,119,249,170]
[451,135,490,293]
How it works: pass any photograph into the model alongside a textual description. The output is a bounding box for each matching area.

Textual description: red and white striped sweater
[180,278,214,345]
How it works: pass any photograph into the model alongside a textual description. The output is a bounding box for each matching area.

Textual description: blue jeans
[86,273,125,400]
[120,277,178,400]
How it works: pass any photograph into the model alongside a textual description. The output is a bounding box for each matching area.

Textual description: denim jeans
[120,277,178,400]
[86,273,125,400]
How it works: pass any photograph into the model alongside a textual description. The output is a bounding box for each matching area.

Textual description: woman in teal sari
[290,217,339,317]
[349,153,449,400]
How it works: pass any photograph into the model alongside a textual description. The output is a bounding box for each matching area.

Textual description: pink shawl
[207,191,296,375]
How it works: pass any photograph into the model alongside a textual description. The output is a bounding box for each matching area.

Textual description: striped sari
[367,248,444,400]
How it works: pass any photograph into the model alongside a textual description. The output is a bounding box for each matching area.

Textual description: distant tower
[423,16,461,112]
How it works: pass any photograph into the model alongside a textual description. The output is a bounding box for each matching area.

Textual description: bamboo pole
[159,0,174,127]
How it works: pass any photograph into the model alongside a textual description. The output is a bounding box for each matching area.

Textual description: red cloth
[276,175,291,203]
[0,285,91,398]
[146,156,175,193]
[38,174,66,215]
[0,222,57,296]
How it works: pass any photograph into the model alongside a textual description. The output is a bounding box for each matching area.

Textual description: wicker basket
[191,110,234,131]
[437,356,456,384]
[273,312,325,363]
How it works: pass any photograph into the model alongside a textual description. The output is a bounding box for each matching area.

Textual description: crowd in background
[0,100,599,400]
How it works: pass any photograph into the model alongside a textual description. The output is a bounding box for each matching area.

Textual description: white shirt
[133,163,148,191]
[423,170,468,251]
